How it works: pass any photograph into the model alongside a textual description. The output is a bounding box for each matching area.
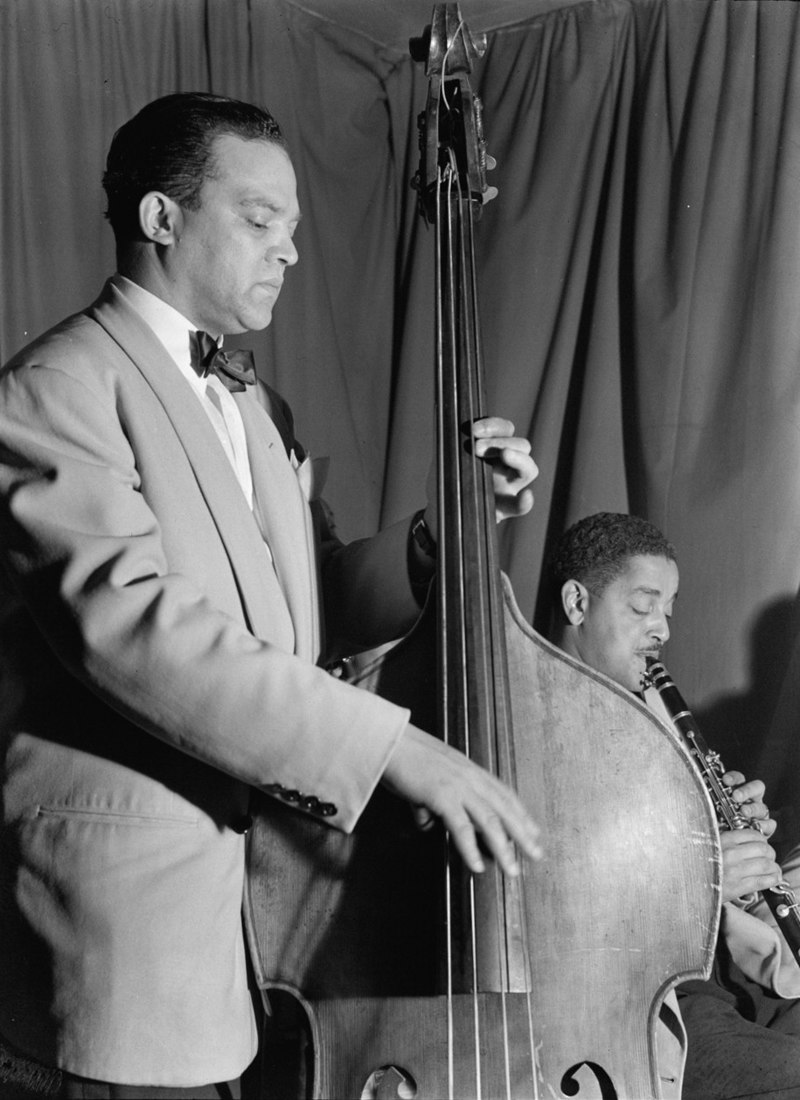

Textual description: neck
[118,250,212,333]
[118,247,168,301]
[550,621,578,661]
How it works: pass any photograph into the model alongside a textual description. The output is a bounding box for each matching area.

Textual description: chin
[606,664,641,694]
[243,308,274,332]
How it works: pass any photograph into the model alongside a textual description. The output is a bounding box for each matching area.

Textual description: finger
[730,778,765,803]
[496,487,535,521]
[730,854,779,882]
[412,805,437,832]
[742,797,768,815]
[723,848,781,889]
[733,801,773,832]
[480,446,538,490]
[726,872,781,903]
[473,811,521,877]
[721,826,770,846]
[722,770,745,787]
[445,801,541,877]
[382,726,541,873]
[745,866,783,891]
[445,810,488,875]
[475,784,543,863]
[738,800,770,822]
[449,808,523,878]
[474,437,533,461]
[720,831,775,859]
[471,416,516,438]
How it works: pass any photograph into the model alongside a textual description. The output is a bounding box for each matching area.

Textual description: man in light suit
[548,512,800,1100]
[0,93,541,1098]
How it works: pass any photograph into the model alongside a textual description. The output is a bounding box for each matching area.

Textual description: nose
[269,230,298,268]
[649,609,670,645]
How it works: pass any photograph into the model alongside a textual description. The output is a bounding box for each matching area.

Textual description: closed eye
[246,217,299,237]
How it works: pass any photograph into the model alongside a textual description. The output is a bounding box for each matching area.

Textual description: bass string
[436,145,539,1099]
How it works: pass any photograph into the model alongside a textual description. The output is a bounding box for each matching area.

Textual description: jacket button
[231,814,253,834]
[318,802,337,817]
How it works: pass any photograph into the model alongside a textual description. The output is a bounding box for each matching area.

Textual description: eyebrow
[240,198,302,222]
[630,585,678,600]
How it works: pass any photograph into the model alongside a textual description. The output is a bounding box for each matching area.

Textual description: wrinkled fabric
[3,0,800,865]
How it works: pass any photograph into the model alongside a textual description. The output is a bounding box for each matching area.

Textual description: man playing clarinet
[548,512,800,1100]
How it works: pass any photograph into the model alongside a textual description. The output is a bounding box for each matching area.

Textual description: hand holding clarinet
[716,771,782,904]
[643,658,800,960]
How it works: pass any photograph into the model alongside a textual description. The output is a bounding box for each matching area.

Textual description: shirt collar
[110,274,220,393]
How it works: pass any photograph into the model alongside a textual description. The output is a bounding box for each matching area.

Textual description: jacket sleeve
[0,351,409,832]
[722,883,800,998]
[319,518,429,662]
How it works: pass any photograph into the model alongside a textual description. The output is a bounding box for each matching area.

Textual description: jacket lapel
[236,395,320,662]
[87,281,287,644]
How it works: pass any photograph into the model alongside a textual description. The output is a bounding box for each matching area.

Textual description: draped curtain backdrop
[3,0,800,790]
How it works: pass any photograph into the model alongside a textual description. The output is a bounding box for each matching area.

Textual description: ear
[561,579,589,625]
[138,191,183,245]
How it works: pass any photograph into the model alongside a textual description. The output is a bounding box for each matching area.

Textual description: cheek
[584,629,620,678]
[602,627,638,670]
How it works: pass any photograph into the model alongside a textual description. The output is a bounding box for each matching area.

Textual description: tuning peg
[409,28,431,63]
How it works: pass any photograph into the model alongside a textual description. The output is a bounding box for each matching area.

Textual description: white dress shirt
[113,275,255,509]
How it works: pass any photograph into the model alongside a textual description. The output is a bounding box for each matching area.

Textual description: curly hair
[102,92,286,245]
[548,512,676,597]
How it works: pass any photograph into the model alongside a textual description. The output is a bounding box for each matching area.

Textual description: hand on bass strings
[424,417,537,538]
[380,723,542,877]
[471,417,537,522]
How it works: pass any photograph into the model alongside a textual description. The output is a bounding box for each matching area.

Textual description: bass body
[245,579,721,1099]
[244,7,721,1096]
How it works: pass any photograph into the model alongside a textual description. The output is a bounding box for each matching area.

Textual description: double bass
[245,7,721,1097]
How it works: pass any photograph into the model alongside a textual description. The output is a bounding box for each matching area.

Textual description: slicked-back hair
[102,92,286,245]
[548,512,676,599]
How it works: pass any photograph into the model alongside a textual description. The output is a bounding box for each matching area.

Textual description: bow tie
[189,330,256,393]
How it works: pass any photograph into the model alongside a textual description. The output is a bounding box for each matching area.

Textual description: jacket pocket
[34,804,199,827]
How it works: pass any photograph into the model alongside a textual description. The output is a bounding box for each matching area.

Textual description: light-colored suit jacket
[0,280,417,1085]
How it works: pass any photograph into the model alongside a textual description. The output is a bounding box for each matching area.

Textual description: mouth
[636,651,660,689]
[637,649,660,664]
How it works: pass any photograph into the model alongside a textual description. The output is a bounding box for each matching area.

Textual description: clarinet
[642,657,800,962]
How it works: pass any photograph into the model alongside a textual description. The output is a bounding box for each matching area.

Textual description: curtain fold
[2,0,800,780]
